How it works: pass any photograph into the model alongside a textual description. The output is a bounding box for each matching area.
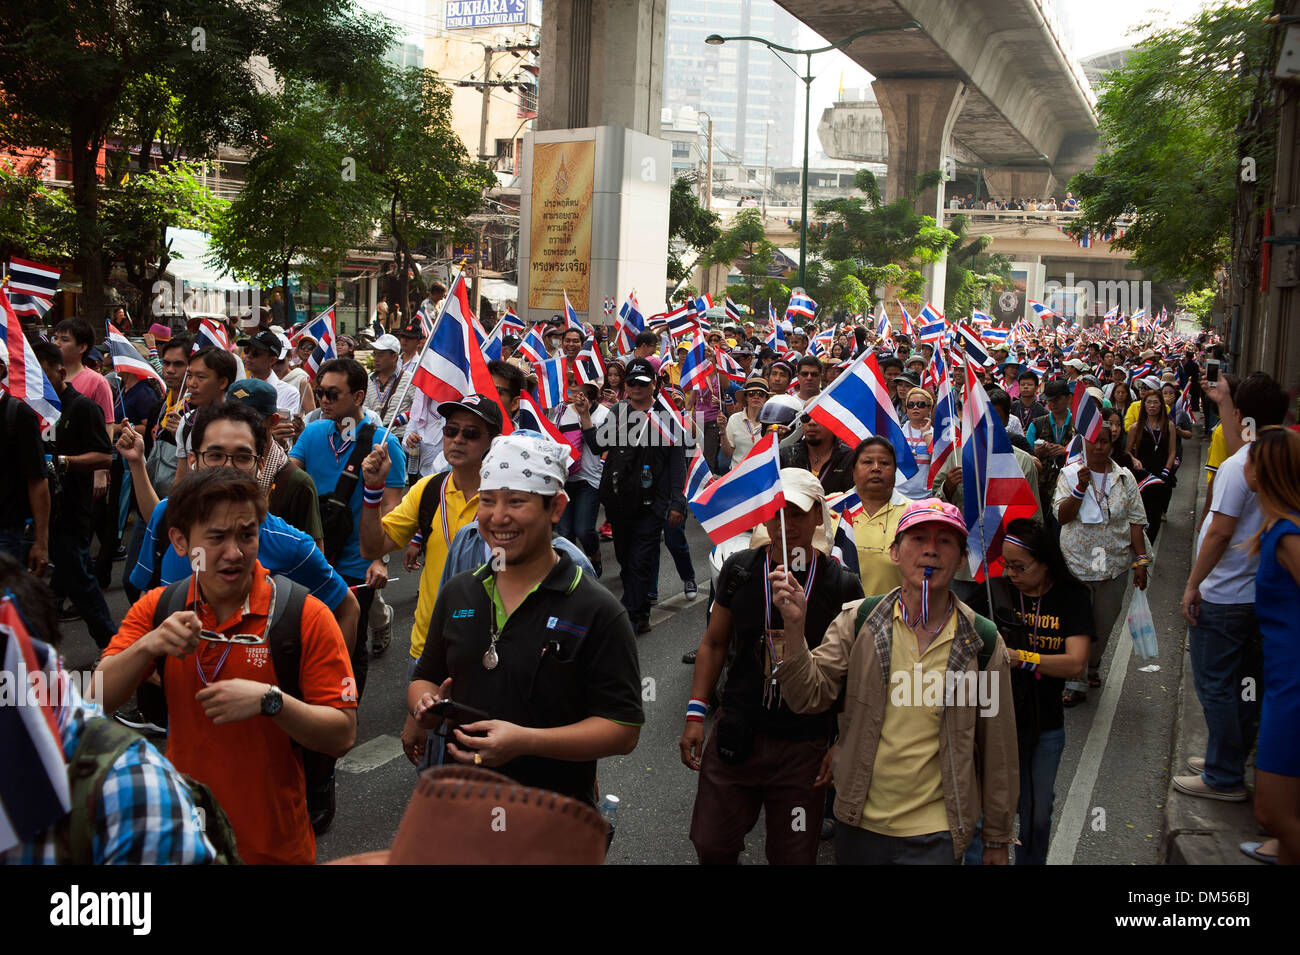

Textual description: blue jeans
[1188,601,1261,790]
[556,479,600,560]
[1015,727,1066,865]
[650,516,695,594]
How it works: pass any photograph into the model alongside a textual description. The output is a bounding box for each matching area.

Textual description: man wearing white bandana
[405,431,644,806]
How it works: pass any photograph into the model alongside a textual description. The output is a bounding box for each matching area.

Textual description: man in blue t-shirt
[289,357,406,701]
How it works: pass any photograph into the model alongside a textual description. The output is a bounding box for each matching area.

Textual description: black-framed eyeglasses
[198,449,260,471]
[443,423,483,441]
[192,575,276,645]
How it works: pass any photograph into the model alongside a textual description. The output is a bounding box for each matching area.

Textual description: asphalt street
[55,435,1203,865]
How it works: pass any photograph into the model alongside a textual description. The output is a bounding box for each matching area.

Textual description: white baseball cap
[371,334,401,353]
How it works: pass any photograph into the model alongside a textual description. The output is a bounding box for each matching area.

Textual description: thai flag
[499,308,526,334]
[956,322,992,367]
[1028,300,1058,324]
[786,291,816,320]
[652,390,690,445]
[929,348,958,488]
[765,301,785,351]
[714,346,746,383]
[960,366,1040,580]
[1070,381,1104,442]
[194,316,232,353]
[536,356,569,410]
[517,325,549,364]
[804,350,918,478]
[0,597,71,855]
[1064,433,1085,467]
[874,305,892,343]
[685,444,714,500]
[810,326,836,358]
[692,294,713,325]
[725,297,743,324]
[679,336,712,392]
[1131,308,1147,329]
[292,305,337,382]
[416,299,437,338]
[981,326,1010,345]
[688,432,785,545]
[827,487,864,520]
[0,288,61,431]
[575,338,605,385]
[482,322,504,362]
[830,512,860,577]
[517,390,579,463]
[616,293,646,353]
[563,291,584,332]
[663,304,699,339]
[972,311,993,330]
[896,301,914,338]
[1173,380,1194,422]
[1130,360,1155,380]
[105,322,164,388]
[919,313,947,346]
[410,275,512,433]
[4,258,61,319]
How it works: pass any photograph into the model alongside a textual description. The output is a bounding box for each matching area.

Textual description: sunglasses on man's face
[313,388,347,402]
[443,423,483,441]
[906,401,932,410]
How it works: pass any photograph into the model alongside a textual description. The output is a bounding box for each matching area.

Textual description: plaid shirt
[1,671,216,865]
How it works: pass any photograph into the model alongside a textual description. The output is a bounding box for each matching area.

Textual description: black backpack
[318,422,376,563]
[414,470,452,552]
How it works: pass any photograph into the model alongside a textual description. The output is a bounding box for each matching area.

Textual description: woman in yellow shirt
[847,436,910,597]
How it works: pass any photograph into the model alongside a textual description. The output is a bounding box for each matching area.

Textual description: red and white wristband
[685,698,709,723]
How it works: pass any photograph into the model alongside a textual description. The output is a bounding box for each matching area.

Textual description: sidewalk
[1161,432,1267,865]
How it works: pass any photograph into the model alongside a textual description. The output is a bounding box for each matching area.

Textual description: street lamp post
[707,21,919,290]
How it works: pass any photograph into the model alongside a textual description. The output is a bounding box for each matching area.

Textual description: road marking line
[337,733,404,773]
[1048,591,1135,865]
[649,592,702,627]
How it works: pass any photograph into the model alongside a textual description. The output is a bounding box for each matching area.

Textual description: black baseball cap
[238,329,285,357]
[397,317,424,338]
[625,358,656,385]
[437,393,504,435]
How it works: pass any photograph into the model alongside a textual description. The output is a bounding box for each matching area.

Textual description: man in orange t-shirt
[97,468,356,864]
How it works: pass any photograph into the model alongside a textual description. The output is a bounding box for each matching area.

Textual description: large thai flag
[517,325,549,365]
[929,348,958,488]
[804,350,918,478]
[688,432,785,545]
[0,288,61,431]
[0,597,71,855]
[106,322,164,388]
[616,293,646,353]
[1070,380,1104,442]
[292,305,337,382]
[563,291,584,332]
[685,444,714,500]
[679,336,712,392]
[517,390,578,463]
[536,356,569,410]
[575,338,605,385]
[1028,300,1059,324]
[786,291,816,321]
[410,274,512,433]
[5,258,61,319]
[960,366,1039,579]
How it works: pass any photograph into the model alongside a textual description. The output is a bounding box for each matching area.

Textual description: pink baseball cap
[895,498,968,538]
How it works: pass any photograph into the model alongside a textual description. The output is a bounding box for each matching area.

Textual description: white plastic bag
[1127,588,1159,659]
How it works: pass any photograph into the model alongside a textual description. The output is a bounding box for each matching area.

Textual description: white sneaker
[369,604,394,655]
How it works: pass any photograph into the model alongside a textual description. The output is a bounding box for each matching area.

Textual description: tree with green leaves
[209,82,383,312]
[807,169,955,314]
[702,208,787,318]
[345,63,495,313]
[0,0,392,319]
[0,166,77,264]
[1066,0,1276,290]
[668,175,721,290]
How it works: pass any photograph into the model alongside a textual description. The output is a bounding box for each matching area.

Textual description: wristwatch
[260,685,283,717]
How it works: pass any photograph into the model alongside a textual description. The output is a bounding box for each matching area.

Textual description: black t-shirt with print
[996,577,1094,734]
[52,383,114,539]
[716,546,864,739]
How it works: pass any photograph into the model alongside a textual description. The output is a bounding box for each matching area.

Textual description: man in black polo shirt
[680,469,863,864]
[407,431,643,806]
[779,412,854,494]
[33,341,116,648]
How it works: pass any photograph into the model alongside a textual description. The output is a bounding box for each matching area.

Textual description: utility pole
[704,116,714,212]
[455,39,540,317]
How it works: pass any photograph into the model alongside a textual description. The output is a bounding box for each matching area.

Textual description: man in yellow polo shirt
[359,394,500,707]
[769,498,1019,864]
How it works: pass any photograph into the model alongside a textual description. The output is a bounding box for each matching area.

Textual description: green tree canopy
[702,208,787,317]
[667,175,721,288]
[1066,0,1276,289]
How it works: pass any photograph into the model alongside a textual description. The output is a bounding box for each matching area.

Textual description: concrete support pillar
[871,77,966,211]
[873,77,965,309]
[538,0,666,137]
[983,169,1058,201]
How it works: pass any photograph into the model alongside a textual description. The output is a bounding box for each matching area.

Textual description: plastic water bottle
[639,464,652,489]
[599,794,620,850]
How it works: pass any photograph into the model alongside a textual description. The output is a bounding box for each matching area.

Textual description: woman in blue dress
[1245,425,1300,865]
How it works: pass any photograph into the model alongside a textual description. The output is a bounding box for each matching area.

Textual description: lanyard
[762,549,816,709]
[763,550,817,631]
[327,427,353,461]
[439,473,452,547]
